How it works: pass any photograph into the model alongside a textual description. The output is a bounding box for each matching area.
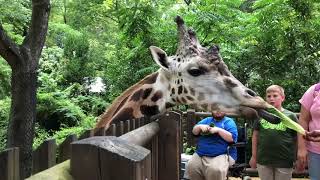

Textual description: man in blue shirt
[186,111,238,180]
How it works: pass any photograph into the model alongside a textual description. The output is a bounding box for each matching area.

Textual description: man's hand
[209,127,220,134]
[306,130,320,142]
[198,125,211,134]
[249,156,257,169]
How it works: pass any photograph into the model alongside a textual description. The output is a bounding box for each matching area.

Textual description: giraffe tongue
[257,109,281,124]
[238,106,280,124]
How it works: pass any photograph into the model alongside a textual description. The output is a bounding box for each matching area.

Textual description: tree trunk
[7,59,38,178]
[0,0,50,178]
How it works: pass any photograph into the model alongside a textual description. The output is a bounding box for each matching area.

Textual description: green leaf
[267,107,305,135]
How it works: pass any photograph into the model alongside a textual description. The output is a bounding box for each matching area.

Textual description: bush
[0,97,11,151]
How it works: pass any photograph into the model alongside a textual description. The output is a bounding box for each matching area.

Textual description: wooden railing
[0,111,181,180]
[0,110,304,180]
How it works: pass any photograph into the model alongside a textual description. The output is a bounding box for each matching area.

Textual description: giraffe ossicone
[95,16,278,129]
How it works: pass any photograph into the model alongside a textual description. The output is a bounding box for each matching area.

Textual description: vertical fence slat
[140,117,145,127]
[0,147,19,180]
[130,119,134,130]
[110,124,116,136]
[124,120,130,134]
[58,134,78,163]
[79,129,94,140]
[158,111,181,180]
[94,126,106,136]
[152,134,159,180]
[186,109,196,147]
[119,121,124,136]
[32,139,57,174]
[115,123,121,136]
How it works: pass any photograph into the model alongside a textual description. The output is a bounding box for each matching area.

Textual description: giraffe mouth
[239,106,281,124]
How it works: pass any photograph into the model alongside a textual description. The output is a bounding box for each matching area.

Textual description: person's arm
[306,130,320,142]
[192,124,210,135]
[296,106,311,171]
[209,127,233,142]
[249,130,258,169]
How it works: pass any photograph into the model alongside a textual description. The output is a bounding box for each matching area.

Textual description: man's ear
[149,46,170,70]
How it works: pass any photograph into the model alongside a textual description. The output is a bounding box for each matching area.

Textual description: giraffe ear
[149,46,169,70]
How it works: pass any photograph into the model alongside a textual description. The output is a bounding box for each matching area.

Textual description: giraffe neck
[95,71,173,129]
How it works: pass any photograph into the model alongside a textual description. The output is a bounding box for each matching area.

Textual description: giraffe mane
[95,72,159,129]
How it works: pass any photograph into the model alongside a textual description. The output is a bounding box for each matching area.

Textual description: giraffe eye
[188,68,205,77]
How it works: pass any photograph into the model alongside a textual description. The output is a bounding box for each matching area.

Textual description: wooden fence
[0,111,182,180]
[0,109,306,180]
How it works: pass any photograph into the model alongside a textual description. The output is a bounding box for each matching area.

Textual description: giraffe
[95,16,276,130]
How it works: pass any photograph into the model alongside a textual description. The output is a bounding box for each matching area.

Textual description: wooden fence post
[186,109,196,147]
[57,134,77,163]
[158,111,181,180]
[32,139,57,174]
[71,136,151,180]
[0,147,19,180]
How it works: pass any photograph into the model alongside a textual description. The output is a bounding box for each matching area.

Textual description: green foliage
[37,92,87,130]
[0,0,31,44]
[0,60,11,99]
[33,123,50,149]
[0,97,10,151]
[184,145,196,155]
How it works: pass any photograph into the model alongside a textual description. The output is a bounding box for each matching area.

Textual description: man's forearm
[216,128,233,143]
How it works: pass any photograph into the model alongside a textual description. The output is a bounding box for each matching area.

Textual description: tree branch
[23,0,50,61]
[0,24,21,67]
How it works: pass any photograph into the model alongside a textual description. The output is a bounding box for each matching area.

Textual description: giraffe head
[149,16,275,121]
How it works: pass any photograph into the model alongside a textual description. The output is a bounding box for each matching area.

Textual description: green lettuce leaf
[267,107,305,135]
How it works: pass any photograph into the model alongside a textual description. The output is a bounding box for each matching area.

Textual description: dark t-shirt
[253,109,297,168]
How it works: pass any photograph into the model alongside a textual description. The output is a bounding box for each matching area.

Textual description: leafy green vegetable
[267,107,305,135]
[209,122,215,127]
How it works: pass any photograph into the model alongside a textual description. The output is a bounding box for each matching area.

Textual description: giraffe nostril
[246,89,256,97]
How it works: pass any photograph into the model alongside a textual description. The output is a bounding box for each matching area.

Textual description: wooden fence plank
[32,139,57,174]
[158,111,181,180]
[104,124,116,136]
[58,134,77,163]
[71,136,151,180]
[93,126,106,136]
[186,109,197,147]
[0,147,19,180]
[78,129,94,140]
[123,120,130,134]
[152,135,159,180]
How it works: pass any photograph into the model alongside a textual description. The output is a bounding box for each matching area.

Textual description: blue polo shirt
[195,116,238,161]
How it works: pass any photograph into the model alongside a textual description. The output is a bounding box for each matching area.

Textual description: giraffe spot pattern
[223,78,238,89]
[186,96,194,101]
[165,102,175,109]
[143,88,152,99]
[151,91,163,102]
[140,105,160,116]
[180,97,187,104]
[171,88,175,95]
[130,89,143,101]
[112,108,134,123]
[178,86,183,94]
